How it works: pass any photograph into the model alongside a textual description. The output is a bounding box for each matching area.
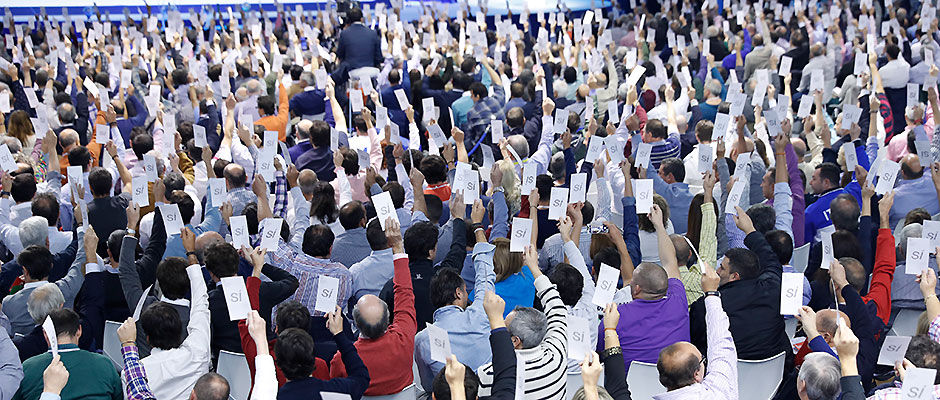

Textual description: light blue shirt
[330,227,373,268]
[451,95,474,129]
[649,161,694,235]
[414,242,496,392]
[889,174,940,229]
[348,248,394,303]
[164,205,222,259]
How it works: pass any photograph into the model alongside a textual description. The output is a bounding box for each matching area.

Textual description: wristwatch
[705,291,721,298]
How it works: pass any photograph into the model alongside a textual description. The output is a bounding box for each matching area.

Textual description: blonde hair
[492,237,524,282]
[492,159,521,216]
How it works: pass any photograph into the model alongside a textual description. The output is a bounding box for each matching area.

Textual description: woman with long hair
[488,159,521,217]
[6,110,36,152]
[491,237,535,316]
[310,181,344,236]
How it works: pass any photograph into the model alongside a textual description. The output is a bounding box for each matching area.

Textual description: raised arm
[650,204,680,279]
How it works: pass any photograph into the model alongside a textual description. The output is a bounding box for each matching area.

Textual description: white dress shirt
[880,58,912,89]
[138,264,211,400]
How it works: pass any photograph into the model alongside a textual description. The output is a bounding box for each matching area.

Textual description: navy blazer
[336,24,383,70]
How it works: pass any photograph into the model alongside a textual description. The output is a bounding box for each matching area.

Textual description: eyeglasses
[699,356,707,369]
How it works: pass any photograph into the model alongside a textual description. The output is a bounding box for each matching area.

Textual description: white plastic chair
[349,67,381,81]
[102,321,123,370]
[737,352,786,400]
[785,318,798,339]
[363,384,417,400]
[216,351,251,400]
[627,361,667,400]
[889,309,923,337]
[791,243,810,274]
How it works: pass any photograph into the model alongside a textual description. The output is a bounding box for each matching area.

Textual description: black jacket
[690,231,791,362]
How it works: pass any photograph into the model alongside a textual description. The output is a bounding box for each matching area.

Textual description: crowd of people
[0,0,938,398]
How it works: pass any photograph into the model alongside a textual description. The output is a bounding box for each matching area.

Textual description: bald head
[223,163,247,189]
[632,262,668,300]
[195,232,224,264]
[816,309,850,344]
[298,170,318,196]
[59,129,80,151]
[670,235,691,267]
[506,135,529,162]
[296,119,313,139]
[353,294,390,339]
[901,153,925,179]
[791,138,807,159]
[657,341,703,390]
[576,84,590,100]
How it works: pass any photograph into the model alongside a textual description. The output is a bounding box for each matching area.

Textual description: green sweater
[13,344,121,400]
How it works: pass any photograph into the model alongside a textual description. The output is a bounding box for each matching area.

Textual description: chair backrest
[363,384,417,400]
[785,317,798,339]
[889,309,923,337]
[737,352,787,400]
[627,361,667,400]
[216,351,252,400]
[791,243,811,274]
[102,321,123,370]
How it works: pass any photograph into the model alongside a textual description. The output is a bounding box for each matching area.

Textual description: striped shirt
[649,134,681,170]
[266,240,353,317]
[477,275,568,400]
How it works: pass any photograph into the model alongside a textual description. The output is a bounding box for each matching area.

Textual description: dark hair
[432,365,480,400]
[430,267,465,310]
[132,134,154,160]
[347,7,363,22]
[107,230,125,262]
[204,243,238,279]
[302,225,334,258]
[657,342,701,390]
[469,82,488,99]
[339,148,359,176]
[164,171,187,193]
[592,247,621,271]
[310,182,339,224]
[424,194,444,223]
[832,230,862,260]
[275,328,318,381]
[88,167,113,197]
[275,301,310,332]
[549,263,583,306]
[660,158,685,182]
[365,218,388,251]
[535,174,553,200]
[171,68,189,87]
[168,190,196,225]
[839,257,868,293]
[31,193,59,226]
[420,155,448,184]
[11,173,36,203]
[224,164,247,188]
[646,119,667,139]
[886,44,901,59]
[193,373,230,400]
[339,201,366,230]
[156,257,191,300]
[353,302,390,339]
[48,308,80,337]
[746,204,776,234]
[382,182,406,209]
[724,247,760,280]
[830,194,860,231]
[906,335,940,383]
[19,245,52,280]
[815,163,842,189]
[765,230,794,265]
[506,107,525,128]
[694,120,714,142]
[310,121,331,148]
[404,221,439,259]
[67,146,92,171]
[140,301,183,350]
[258,95,275,115]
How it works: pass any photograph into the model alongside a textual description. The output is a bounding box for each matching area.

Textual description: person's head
[431,364,481,400]
[430,267,468,310]
[194,232,224,264]
[301,224,334,258]
[365,218,389,251]
[811,163,841,194]
[829,194,860,231]
[156,257,191,300]
[670,235,692,267]
[549,263,584,307]
[19,245,52,281]
[274,301,310,332]
[168,190,196,225]
[27,283,64,325]
[765,230,794,265]
[204,243,238,281]
[140,301,183,350]
[190,373,230,400]
[643,119,667,142]
[506,135,530,160]
[815,309,850,346]
[46,308,82,345]
[223,163,247,189]
[658,158,685,184]
[132,134,155,160]
[549,152,566,181]
[901,153,926,179]
[506,107,525,128]
[9,173,35,204]
[56,103,76,125]
[837,257,869,294]
[31,193,59,227]
[657,341,705,390]
[88,167,113,197]
[420,155,448,184]
[745,204,776,234]
[58,129,80,153]
[339,201,367,230]
[905,335,940,383]
[275,328,318,381]
[638,195,670,232]
[19,216,49,249]
[352,294,390,339]
[469,82,488,102]
[505,306,547,349]
[718,248,759,285]
[631,262,669,300]
[347,7,363,22]
[797,352,841,400]
[309,120,332,148]
[694,120,714,143]
[404,221,439,260]
[492,238,523,282]
[257,95,275,117]
[886,43,901,60]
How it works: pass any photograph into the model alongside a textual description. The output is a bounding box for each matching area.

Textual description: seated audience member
[331,201,372,267]
[267,224,353,317]
[348,219,395,303]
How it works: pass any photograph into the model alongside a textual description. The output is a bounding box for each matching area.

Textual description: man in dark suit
[333,8,383,86]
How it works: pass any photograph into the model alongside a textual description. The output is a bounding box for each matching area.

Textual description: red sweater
[238,276,330,389]
[864,229,896,326]
[330,253,416,395]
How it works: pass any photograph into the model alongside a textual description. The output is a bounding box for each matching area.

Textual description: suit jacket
[0,230,80,300]
[207,265,298,356]
[743,46,774,82]
[336,23,383,70]
[289,88,327,118]
[88,194,130,255]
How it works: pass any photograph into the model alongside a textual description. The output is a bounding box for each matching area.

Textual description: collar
[50,344,81,353]
[372,248,394,256]
[161,296,190,307]
[426,182,449,191]
[432,305,465,320]
[23,281,44,290]
[11,202,31,211]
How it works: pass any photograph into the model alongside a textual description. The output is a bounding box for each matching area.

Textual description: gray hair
[245,79,263,96]
[507,306,548,349]
[2,138,21,155]
[300,71,315,87]
[27,283,64,324]
[706,79,722,97]
[506,135,530,161]
[898,223,924,258]
[798,353,841,400]
[19,216,49,249]
[56,103,76,124]
[59,129,79,148]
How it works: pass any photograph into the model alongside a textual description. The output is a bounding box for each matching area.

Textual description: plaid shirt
[266,240,353,317]
[272,170,288,218]
[462,85,505,147]
[121,344,157,400]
